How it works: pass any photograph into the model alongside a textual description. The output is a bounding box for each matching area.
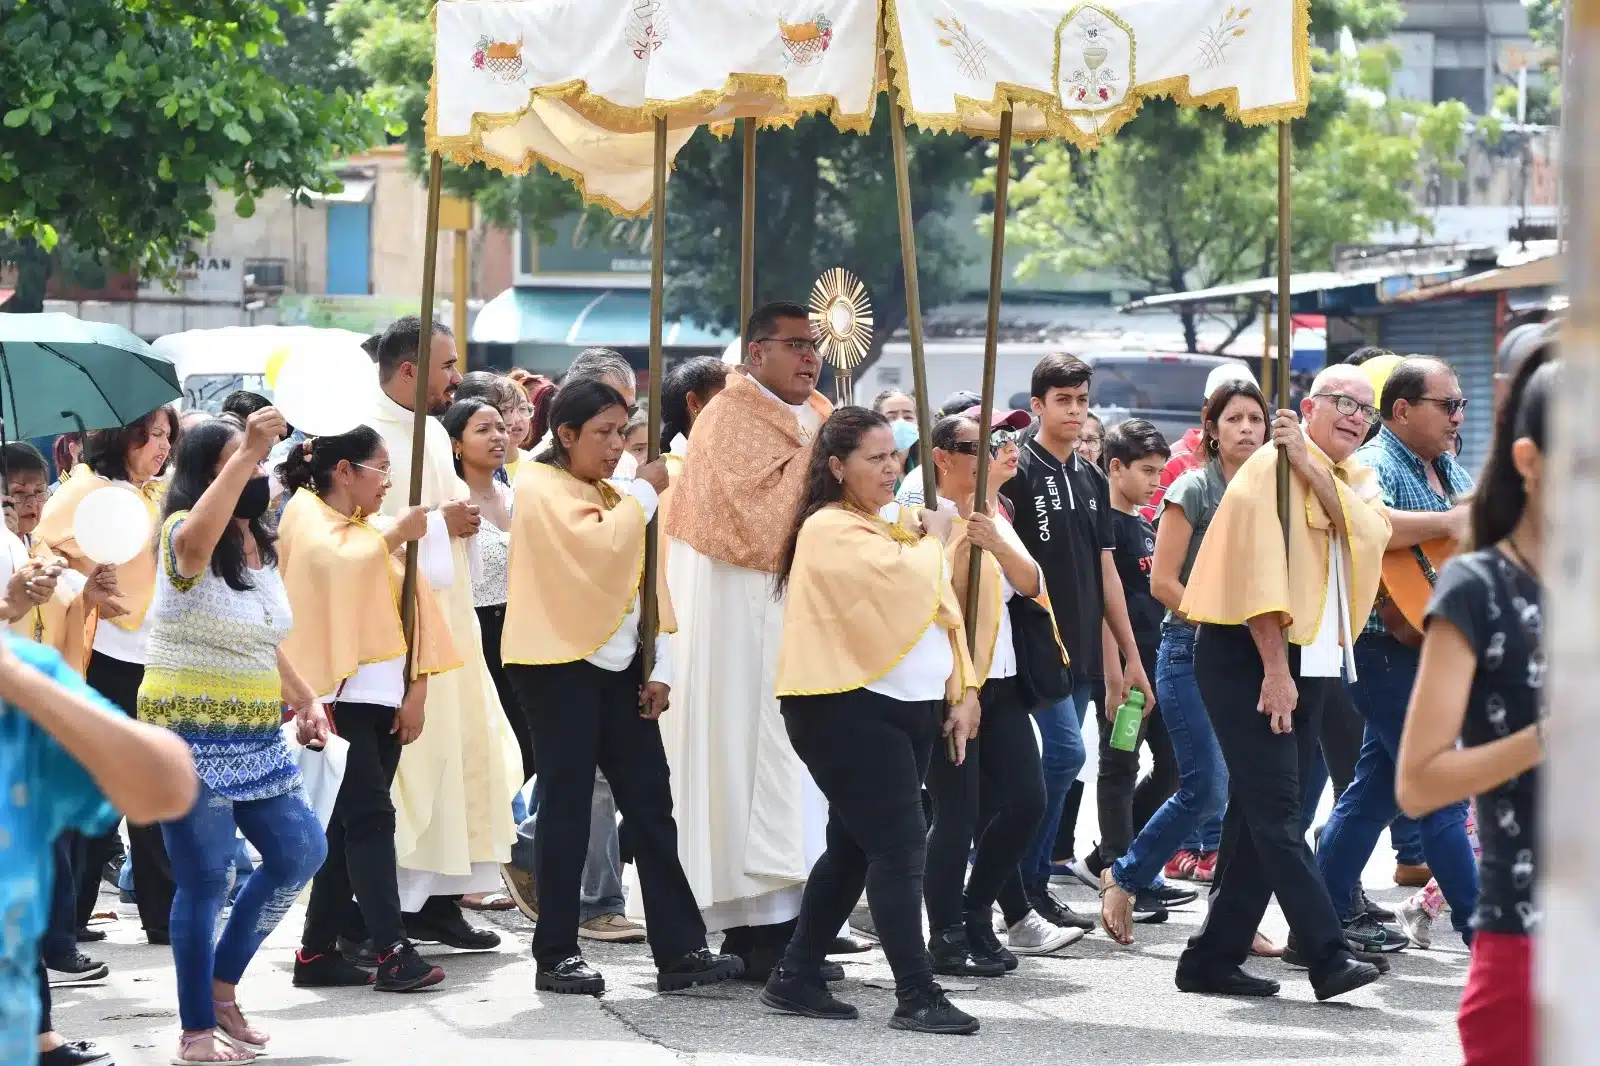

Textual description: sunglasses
[948,429,1020,457]
[1414,396,1469,417]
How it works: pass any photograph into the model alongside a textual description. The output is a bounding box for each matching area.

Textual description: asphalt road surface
[55,861,1466,1066]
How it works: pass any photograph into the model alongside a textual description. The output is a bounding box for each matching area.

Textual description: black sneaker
[1132,891,1170,924]
[1355,887,1396,923]
[889,986,980,1036]
[761,967,859,1020]
[928,927,1006,979]
[74,927,107,943]
[294,948,376,988]
[404,906,501,951]
[1150,883,1200,908]
[336,936,381,968]
[963,911,1018,972]
[374,941,446,992]
[1313,957,1382,1002]
[1342,912,1409,953]
[1175,964,1280,998]
[819,960,845,983]
[828,934,874,955]
[657,947,744,992]
[1282,935,1392,974]
[1031,892,1096,931]
[39,1039,112,1066]
[45,952,108,986]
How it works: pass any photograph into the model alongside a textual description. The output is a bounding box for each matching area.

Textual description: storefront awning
[1390,255,1562,303]
[471,285,735,348]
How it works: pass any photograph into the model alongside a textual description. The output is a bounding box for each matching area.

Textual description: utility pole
[1544,1,1600,1062]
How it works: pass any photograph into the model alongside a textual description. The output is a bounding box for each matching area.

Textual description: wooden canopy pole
[740,118,757,339]
[640,117,668,680]
[401,152,444,676]
[1275,122,1292,546]
[965,110,1014,652]
[888,93,937,506]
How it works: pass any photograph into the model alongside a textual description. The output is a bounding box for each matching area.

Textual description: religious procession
[1,1,1582,1065]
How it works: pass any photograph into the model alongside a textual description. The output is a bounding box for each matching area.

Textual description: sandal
[212,1001,269,1053]
[172,1031,256,1064]
[459,891,515,912]
[1251,931,1285,958]
[1098,868,1136,946]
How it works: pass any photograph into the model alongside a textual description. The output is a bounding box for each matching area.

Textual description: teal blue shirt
[1,635,120,1061]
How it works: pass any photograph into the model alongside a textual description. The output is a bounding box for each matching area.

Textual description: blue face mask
[890,419,920,453]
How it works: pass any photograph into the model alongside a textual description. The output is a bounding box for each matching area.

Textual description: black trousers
[1181,623,1352,983]
[780,689,940,1000]
[1319,678,1365,799]
[477,604,536,785]
[87,650,173,939]
[302,701,406,953]
[924,677,1046,931]
[509,659,704,969]
[37,958,51,1034]
[1092,642,1178,873]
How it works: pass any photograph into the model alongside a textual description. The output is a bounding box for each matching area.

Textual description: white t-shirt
[584,479,671,686]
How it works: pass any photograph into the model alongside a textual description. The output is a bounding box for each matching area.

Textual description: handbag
[1007,593,1072,710]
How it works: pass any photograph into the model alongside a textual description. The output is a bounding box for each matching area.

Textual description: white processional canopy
[429,0,1310,213]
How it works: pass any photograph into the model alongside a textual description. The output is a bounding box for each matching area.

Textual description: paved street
[56,850,1467,1066]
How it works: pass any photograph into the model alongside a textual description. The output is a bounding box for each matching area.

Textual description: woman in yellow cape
[768,407,982,1035]
[35,407,179,943]
[273,425,461,992]
[502,378,741,999]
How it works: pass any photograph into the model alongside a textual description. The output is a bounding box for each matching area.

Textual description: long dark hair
[535,379,628,469]
[440,398,499,479]
[1201,380,1269,456]
[163,418,277,591]
[84,407,179,482]
[1471,342,1556,550]
[661,356,730,447]
[275,426,385,498]
[774,407,889,598]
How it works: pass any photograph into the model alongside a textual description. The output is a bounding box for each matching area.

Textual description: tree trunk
[0,240,50,314]
[1180,308,1199,353]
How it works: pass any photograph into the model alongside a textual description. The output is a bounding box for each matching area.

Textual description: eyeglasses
[1313,392,1381,425]
[6,490,47,505]
[1077,434,1104,446]
[754,336,821,356]
[353,462,393,487]
[1414,396,1469,417]
[948,429,1020,457]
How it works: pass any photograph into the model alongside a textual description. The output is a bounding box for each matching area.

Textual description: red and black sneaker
[1192,851,1219,883]
[293,948,376,988]
[375,941,446,993]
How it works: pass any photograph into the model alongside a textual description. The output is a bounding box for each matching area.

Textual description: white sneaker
[1005,910,1085,956]
[1395,898,1433,950]
[1063,858,1101,891]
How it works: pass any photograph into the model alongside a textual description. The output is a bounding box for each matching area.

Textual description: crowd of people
[1,304,1553,1064]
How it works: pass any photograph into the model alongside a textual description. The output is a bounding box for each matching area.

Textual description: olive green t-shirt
[1155,457,1228,627]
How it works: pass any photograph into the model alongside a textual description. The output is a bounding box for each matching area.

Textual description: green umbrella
[0,313,180,439]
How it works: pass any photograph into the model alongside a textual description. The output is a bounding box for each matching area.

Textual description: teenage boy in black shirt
[1063,420,1198,914]
[997,354,1154,928]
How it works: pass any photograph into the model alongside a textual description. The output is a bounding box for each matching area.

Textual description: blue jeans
[512,770,626,921]
[1019,681,1090,898]
[1112,624,1228,893]
[162,785,326,1031]
[1181,813,1224,854]
[1390,814,1425,866]
[1316,634,1478,941]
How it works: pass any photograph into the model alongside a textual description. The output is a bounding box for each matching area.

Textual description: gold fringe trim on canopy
[424,0,1312,215]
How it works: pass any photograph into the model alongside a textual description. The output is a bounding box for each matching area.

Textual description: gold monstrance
[809,267,873,406]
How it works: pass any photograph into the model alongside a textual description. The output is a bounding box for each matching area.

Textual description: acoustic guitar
[1377,537,1457,647]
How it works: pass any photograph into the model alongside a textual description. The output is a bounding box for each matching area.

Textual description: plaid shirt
[1357,425,1475,634]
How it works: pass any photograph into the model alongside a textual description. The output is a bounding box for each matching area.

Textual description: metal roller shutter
[1378,298,1497,473]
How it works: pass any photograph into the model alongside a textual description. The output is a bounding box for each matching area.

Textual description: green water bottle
[1109,687,1147,753]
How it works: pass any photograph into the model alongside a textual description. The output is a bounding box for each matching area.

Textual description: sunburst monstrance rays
[809,267,873,405]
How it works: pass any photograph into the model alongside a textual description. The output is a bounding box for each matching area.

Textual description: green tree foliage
[1005,0,1481,352]
[0,0,384,313]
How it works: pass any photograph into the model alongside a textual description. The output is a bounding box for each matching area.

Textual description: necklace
[1502,536,1540,581]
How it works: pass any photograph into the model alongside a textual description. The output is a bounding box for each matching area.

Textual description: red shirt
[1140,427,1204,523]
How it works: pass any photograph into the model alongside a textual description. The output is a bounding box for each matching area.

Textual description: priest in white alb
[646,301,836,979]
[367,316,522,949]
